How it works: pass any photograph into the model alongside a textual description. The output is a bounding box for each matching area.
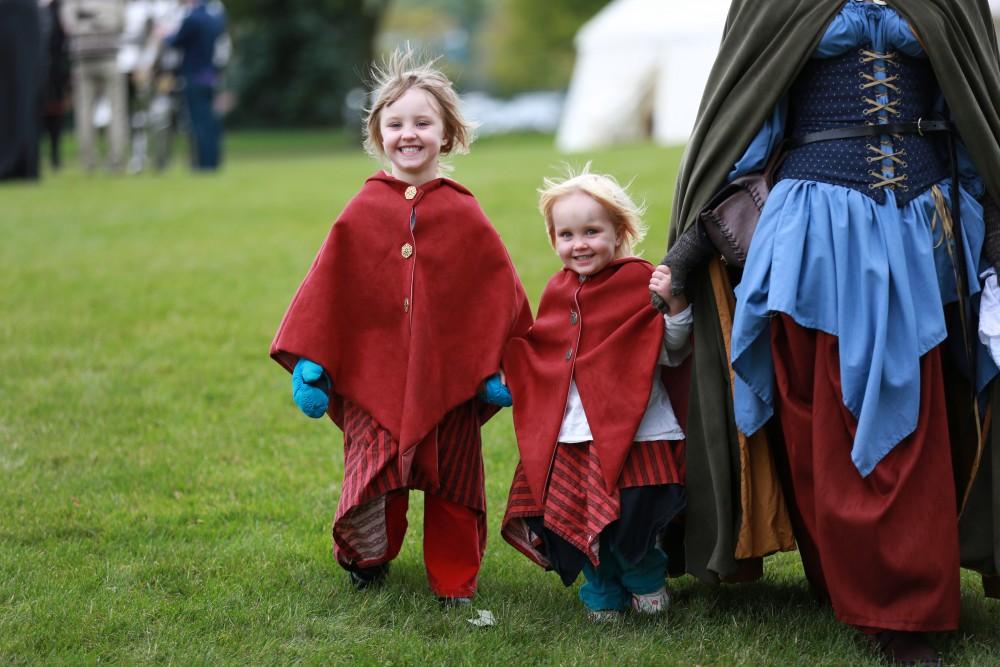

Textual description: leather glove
[478,373,512,407]
[292,357,330,418]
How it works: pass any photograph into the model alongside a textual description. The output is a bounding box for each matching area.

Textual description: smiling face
[379,87,448,186]
[550,190,621,276]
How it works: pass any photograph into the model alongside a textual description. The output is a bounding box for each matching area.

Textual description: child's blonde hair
[363,47,475,162]
[538,164,647,259]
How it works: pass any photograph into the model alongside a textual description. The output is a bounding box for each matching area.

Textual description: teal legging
[579,532,668,612]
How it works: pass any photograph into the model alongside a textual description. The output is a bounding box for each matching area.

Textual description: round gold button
[404,186,417,200]
[401,243,414,258]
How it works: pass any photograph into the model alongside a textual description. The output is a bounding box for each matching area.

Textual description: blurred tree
[482,0,607,96]
[377,0,488,88]
[225,0,389,127]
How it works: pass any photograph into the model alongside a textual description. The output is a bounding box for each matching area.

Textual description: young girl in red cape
[270,49,531,603]
[501,166,691,620]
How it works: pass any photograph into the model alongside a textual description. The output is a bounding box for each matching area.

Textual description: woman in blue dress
[662,1,1000,663]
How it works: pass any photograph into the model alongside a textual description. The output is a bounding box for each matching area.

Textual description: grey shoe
[437,596,474,606]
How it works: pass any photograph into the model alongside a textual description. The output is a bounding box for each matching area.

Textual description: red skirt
[771,314,961,631]
[332,399,485,568]
[502,438,685,571]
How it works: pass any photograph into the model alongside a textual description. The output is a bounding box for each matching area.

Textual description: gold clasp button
[404,186,417,200]
[403,297,410,312]
[565,348,573,361]
[401,243,414,258]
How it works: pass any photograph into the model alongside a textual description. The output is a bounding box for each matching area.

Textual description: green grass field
[3,132,999,665]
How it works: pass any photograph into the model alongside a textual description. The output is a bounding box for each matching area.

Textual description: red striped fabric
[333,399,485,566]
[502,439,685,569]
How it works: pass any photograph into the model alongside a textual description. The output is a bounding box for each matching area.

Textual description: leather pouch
[699,145,785,268]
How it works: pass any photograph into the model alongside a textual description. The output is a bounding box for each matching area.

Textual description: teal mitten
[292,358,331,418]
[478,373,512,407]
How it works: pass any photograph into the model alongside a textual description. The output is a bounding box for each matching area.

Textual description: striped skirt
[502,438,686,582]
[332,398,485,568]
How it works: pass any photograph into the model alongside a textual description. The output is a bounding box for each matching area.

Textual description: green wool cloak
[666,0,1000,588]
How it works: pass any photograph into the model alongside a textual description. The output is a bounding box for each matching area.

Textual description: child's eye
[558,231,572,239]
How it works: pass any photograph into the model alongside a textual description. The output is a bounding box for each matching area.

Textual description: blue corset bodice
[777,47,949,206]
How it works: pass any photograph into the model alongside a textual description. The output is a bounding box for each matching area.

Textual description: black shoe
[347,563,389,590]
[864,630,942,666]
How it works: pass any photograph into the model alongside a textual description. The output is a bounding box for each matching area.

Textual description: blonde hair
[538,163,647,258]
[363,47,475,163]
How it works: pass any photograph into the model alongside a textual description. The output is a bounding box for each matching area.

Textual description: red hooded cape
[272,172,531,484]
[503,258,667,504]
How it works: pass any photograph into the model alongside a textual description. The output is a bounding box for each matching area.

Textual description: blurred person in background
[39,0,71,171]
[61,0,127,172]
[119,0,174,172]
[0,0,43,181]
[163,0,225,170]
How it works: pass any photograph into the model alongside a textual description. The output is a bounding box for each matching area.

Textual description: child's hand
[650,265,689,315]
[478,372,512,407]
[292,358,331,418]
[649,265,674,300]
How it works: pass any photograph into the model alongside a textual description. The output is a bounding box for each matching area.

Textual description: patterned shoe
[630,586,671,615]
[587,609,624,623]
[347,563,389,590]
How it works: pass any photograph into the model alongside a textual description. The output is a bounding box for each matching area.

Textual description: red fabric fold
[771,314,960,631]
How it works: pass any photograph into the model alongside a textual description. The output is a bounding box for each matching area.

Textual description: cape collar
[366,171,473,203]
[560,256,648,285]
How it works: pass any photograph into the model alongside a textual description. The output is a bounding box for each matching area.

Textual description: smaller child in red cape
[501,166,691,621]
[270,48,531,603]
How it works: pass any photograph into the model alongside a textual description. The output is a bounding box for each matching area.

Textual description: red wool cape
[503,258,668,504]
[271,172,531,485]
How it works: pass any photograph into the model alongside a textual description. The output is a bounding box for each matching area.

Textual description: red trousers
[333,399,486,598]
[770,315,961,631]
[382,489,485,598]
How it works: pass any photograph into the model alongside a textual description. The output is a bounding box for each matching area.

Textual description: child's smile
[551,190,621,276]
[380,87,447,186]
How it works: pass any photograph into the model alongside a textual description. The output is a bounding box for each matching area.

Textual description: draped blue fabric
[729,0,996,476]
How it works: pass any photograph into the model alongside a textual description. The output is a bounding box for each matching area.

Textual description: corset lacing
[860,49,908,192]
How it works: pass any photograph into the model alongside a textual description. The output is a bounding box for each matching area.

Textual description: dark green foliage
[225,0,389,127]
[483,0,609,96]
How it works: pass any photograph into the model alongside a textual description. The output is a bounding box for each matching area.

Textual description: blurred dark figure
[39,0,71,171]
[164,0,225,170]
[0,0,43,181]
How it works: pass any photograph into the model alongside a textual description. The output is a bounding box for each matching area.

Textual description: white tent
[556,0,730,152]
[992,0,1000,43]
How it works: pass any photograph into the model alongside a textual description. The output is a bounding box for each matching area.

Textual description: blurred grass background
[2,133,999,665]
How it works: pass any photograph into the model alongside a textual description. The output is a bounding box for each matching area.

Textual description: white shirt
[556,305,693,443]
[979,268,1000,368]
